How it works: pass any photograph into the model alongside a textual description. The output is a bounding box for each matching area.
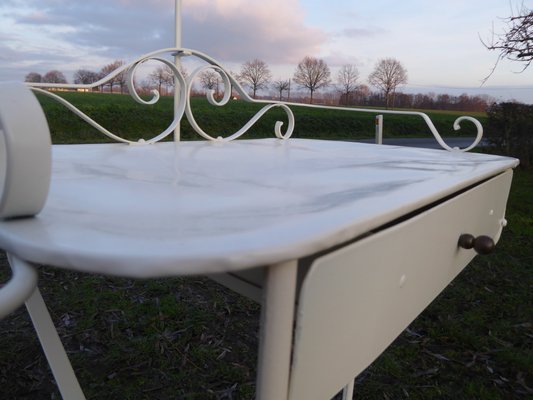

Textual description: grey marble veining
[0,139,518,277]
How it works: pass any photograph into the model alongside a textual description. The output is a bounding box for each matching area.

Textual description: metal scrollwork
[29,49,190,144]
[26,47,483,151]
[185,64,294,141]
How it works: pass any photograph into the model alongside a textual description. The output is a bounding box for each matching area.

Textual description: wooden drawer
[289,169,514,400]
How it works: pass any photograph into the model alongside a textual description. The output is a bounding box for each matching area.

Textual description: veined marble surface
[0,139,518,277]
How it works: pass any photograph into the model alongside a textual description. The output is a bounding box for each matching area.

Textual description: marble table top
[0,139,518,277]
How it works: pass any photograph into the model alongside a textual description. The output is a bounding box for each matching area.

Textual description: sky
[1,0,532,103]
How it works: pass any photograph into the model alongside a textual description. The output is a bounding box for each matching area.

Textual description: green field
[35,91,487,143]
[0,92,530,399]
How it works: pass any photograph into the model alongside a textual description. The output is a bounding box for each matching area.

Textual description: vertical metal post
[342,379,355,399]
[174,0,182,142]
[375,114,383,145]
[256,260,298,400]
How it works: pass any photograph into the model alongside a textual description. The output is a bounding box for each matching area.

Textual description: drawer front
[289,170,513,400]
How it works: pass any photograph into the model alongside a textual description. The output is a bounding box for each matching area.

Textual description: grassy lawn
[0,93,530,399]
[35,92,487,143]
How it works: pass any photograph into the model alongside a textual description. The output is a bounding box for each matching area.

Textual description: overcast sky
[1,0,532,103]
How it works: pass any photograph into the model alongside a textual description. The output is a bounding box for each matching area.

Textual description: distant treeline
[337,89,494,113]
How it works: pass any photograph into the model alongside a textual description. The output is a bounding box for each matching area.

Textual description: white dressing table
[0,71,518,399]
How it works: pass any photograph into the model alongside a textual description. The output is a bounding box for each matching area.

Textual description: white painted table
[0,138,518,399]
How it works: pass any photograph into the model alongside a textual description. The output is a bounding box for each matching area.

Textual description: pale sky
[1,0,532,103]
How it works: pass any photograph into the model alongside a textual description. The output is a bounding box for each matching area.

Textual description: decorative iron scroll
[27,48,482,151]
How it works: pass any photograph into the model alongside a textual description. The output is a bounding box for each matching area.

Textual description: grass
[0,94,530,399]
[34,91,487,143]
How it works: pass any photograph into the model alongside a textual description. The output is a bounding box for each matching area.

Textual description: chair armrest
[0,254,38,319]
[0,82,51,219]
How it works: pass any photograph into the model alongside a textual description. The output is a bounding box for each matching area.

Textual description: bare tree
[42,70,67,84]
[114,61,126,94]
[178,64,188,81]
[368,58,408,108]
[162,64,189,95]
[272,79,290,101]
[199,70,220,96]
[353,84,370,105]
[139,80,156,96]
[239,59,272,99]
[149,66,173,95]
[337,64,359,105]
[293,56,331,104]
[100,63,116,93]
[100,60,124,93]
[24,72,42,83]
[73,69,100,85]
[483,4,532,81]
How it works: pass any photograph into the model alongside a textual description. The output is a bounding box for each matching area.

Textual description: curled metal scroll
[29,51,188,144]
[185,64,294,141]
[26,47,483,151]
[263,102,483,152]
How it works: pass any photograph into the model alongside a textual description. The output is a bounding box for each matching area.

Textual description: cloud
[337,27,387,38]
[182,0,325,63]
[0,43,22,63]
[15,11,51,24]
[2,0,326,69]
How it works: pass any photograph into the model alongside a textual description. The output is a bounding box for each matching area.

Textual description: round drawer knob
[458,234,495,255]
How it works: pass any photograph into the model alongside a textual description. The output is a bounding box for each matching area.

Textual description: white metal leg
[25,287,86,400]
[0,254,38,320]
[375,114,383,145]
[256,259,298,400]
[342,379,354,399]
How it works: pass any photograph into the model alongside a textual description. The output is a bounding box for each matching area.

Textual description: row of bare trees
[24,59,491,111]
[230,56,407,107]
[347,89,494,112]
[191,56,406,107]
[72,60,129,93]
[26,61,190,96]
[25,60,128,93]
[23,58,500,114]
[146,65,189,95]
[36,56,420,111]
[25,71,67,84]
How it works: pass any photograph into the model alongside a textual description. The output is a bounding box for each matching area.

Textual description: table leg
[256,259,298,400]
[25,287,86,400]
[342,379,354,399]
